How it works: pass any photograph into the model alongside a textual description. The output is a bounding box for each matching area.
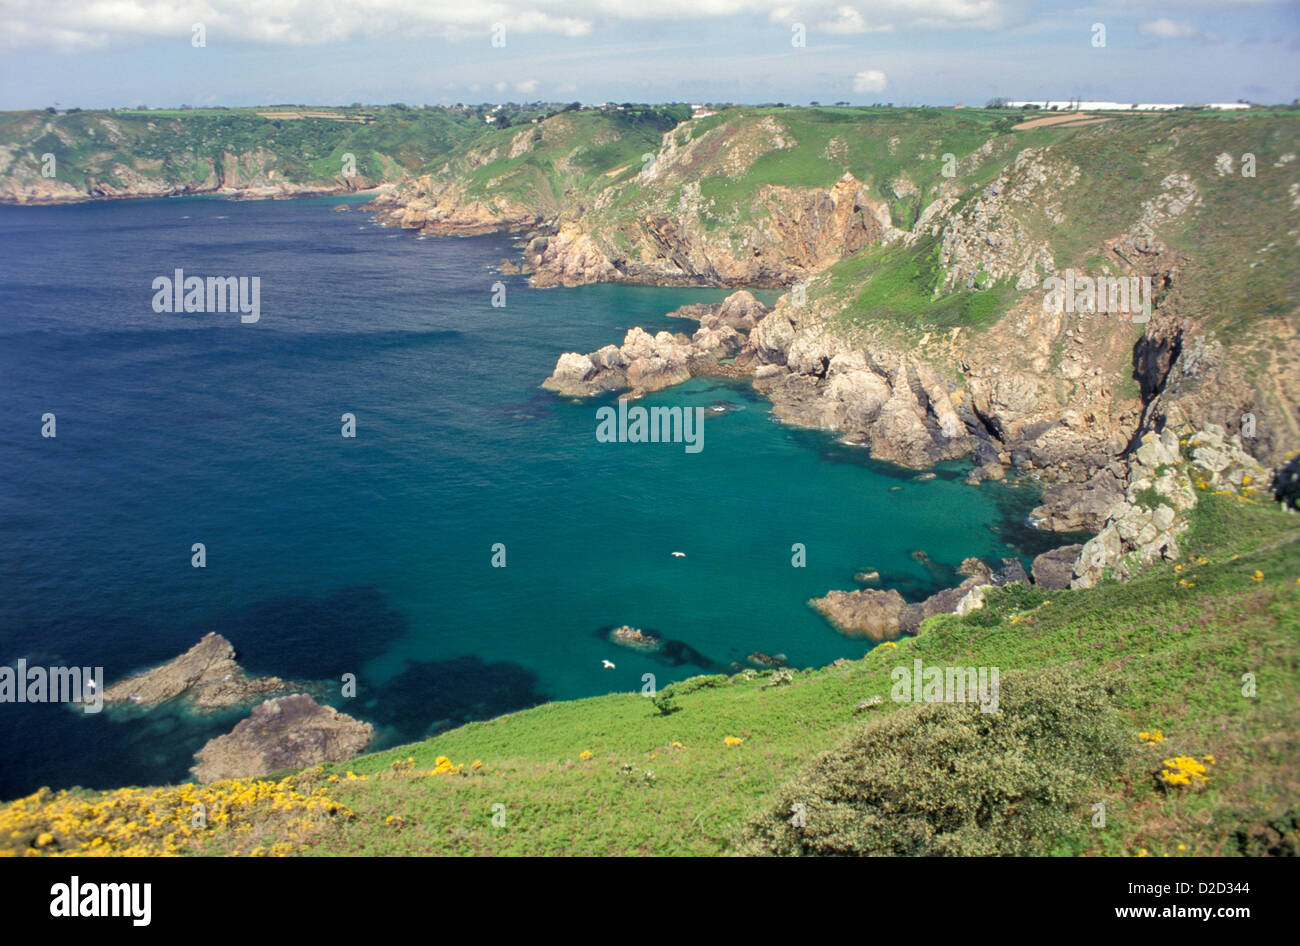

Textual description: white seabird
[601,659,616,669]
[671,551,686,558]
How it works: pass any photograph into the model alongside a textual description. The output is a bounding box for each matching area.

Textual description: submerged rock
[191,694,373,783]
[103,632,289,710]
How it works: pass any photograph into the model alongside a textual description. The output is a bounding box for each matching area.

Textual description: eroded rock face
[747,321,972,469]
[1070,425,1269,589]
[191,694,373,783]
[1030,469,1126,533]
[103,633,289,710]
[1031,545,1084,590]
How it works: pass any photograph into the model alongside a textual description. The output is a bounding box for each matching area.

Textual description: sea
[0,193,1067,797]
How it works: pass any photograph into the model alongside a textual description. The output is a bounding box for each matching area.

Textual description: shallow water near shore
[0,195,1063,797]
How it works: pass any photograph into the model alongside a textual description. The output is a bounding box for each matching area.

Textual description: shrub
[738,667,1130,856]
[1232,805,1300,857]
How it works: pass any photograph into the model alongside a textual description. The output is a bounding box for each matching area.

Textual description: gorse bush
[739,667,1130,856]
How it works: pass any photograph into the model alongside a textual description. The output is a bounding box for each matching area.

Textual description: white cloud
[516,79,539,94]
[1,1,1020,50]
[818,6,893,34]
[1140,18,1198,39]
[852,69,888,92]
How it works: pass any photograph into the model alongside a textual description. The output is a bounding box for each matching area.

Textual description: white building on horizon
[1006,100,1251,111]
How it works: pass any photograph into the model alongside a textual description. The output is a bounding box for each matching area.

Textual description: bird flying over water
[602,659,616,669]
[671,551,685,557]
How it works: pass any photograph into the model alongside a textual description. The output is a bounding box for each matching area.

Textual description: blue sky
[1,1,1297,109]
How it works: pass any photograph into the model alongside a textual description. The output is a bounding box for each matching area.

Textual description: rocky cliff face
[1072,425,1270,588]
[516,111,1292,493]
[374,108,900,289]
[0,145,381,204]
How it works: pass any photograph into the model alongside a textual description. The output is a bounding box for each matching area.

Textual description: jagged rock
[992,557,1030,585]
[1072,524,1123,589]
[715,290,770,331]
[190,694,373,783]
[1070,426,1269,589]
[901,576,990,632]
[1031,545,1083,590]
[542,291,760,396]
[103,633,288,710]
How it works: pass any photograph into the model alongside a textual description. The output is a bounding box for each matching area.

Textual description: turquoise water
[0,194,1058,795]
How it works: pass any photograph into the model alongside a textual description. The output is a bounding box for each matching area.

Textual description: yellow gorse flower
[0,774,352,857]
[1159,755,1214,788]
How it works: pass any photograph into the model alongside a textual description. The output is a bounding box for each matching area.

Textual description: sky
[0,1,1297,110]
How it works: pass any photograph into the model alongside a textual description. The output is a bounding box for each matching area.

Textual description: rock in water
[606,625,665,653]
[191,694,373,783]
[103,632,288,710]
[808,588,906,641]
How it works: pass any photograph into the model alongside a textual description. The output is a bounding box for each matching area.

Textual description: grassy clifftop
[0,104,549,201]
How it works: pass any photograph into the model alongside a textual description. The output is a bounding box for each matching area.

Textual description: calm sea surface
[0,194,1061,796]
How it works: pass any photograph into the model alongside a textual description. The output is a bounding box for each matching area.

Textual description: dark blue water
[0,195,1058,797]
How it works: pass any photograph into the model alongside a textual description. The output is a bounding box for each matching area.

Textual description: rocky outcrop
[668,290,770,333]
[190,694,373,783]
[1030,468,1126,533]
[809,588,907,642]
[1031,545,1084,590]
[543,290,763,397]
[744,317,972,469]
[369,179,540,237]
[103,633,289,710]
[1070,425,1269,588]
[525,224,621,286]
[810,556,1011,640]
[375,110,899,289]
